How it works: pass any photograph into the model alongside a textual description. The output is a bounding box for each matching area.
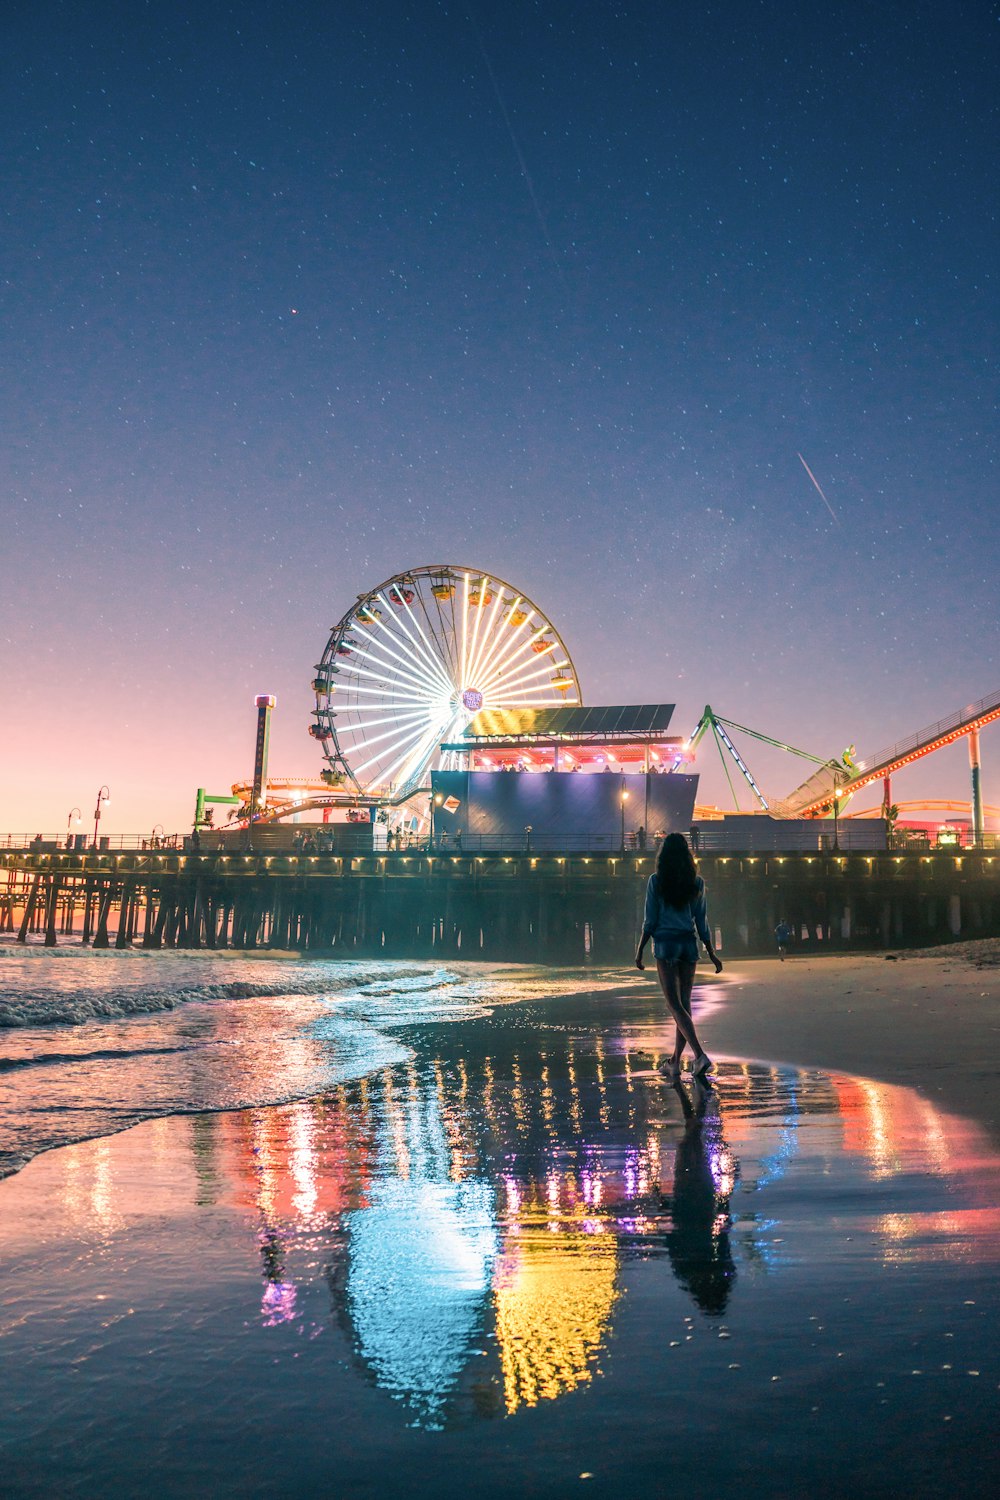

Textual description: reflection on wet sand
[8,1034,1000,1430]
[666,1078,737,1314]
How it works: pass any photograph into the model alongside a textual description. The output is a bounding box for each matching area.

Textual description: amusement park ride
[210,563,999,841]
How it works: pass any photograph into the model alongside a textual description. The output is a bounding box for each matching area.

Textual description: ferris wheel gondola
[311,565,581,796]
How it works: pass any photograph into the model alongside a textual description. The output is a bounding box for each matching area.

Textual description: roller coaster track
[844,799,1000,819]
[781,687,1000,817]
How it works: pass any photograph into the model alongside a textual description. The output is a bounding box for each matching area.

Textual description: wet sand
[1,946,999,1498]
[701,945,1000,1142]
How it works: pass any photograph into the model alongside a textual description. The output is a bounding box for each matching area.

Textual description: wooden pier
[3,847,1000,959]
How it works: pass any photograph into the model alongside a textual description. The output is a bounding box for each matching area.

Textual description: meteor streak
[797,452,840,525]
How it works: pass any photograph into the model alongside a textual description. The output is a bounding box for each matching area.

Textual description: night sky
[3,1,998,837]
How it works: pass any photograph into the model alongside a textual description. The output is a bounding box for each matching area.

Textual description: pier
[4,847,999,960]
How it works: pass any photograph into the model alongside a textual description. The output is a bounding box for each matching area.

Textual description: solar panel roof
[464,704,676,739]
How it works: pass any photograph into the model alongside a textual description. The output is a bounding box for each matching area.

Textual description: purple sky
[3,1,998,838]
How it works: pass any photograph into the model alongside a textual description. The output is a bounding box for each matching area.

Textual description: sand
[691,944,1000,1141]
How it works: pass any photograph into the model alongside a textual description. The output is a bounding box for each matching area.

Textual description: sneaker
[691,1052,714,1075]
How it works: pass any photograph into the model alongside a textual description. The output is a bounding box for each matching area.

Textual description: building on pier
[435,703,697,853]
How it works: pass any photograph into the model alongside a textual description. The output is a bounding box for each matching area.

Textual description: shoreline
[1,944,997,1183]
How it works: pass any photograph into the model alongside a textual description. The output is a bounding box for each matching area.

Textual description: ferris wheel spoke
[488,682,576,703]
[469,596,529,689]
[333,708,436,741]
[345,654,441,696]
[352,708,448,780]
[464,579,506,688]
[474,614,539,695]
[354,626,449,698]
[443,575,461,676]
[462,573,492,688]
[373,619,453,702]
[484,659,569,701]
[377,591,455,697]
[477,621,555,692]
[378,710,460,789]
[458,572,472,691]
[350,624,451,699]
[347,628,441,694]
[401,587,461,687]
[340,704,439,724]
[346,711,443,770]
[335,714,434,750]
[415,584,458,679]
[342,676,441,705]
[385,590,458,690]
[337,703,435,727]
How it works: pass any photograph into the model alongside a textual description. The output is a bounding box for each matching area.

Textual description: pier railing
[2,825,996,855]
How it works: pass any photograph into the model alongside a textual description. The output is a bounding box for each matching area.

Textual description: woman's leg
[671,960,698,1062]
[656,958,705,1059]
[667,960,699,1064]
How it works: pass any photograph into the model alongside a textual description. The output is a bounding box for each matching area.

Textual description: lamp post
[66,807,81,849]
[151,823,164,850]
[620,782,630,853]
[92,786,110,849]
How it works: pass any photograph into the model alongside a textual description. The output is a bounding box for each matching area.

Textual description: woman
[635,832,723,1079]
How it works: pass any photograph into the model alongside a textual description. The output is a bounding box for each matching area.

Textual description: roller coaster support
[712,716,771,811]
[673,706,828,814]
[969,729,984,846]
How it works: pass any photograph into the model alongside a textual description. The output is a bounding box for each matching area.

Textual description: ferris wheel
[310,565,581,796]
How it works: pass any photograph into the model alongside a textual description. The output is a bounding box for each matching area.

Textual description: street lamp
[92,786,110,849]
[831,772,843,853]
[66,807,81,848]
[620,783,630,853]
[151,823,164,849]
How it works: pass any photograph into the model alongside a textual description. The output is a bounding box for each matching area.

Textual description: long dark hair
[655,832,699,909]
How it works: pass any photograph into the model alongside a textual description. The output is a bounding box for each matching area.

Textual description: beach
[698,944,1000,1143]
[1,943,998,1497]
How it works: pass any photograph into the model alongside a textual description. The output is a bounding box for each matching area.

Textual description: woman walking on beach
[635,832,723,1079]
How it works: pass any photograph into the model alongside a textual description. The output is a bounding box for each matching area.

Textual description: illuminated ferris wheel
[311,565,581,796]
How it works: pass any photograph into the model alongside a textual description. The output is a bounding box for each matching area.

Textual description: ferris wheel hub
[461,688,484,712]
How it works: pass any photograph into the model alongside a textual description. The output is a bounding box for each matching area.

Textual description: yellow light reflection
[493,1226,618,1413]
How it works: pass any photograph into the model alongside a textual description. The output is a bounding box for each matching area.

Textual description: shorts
[653,936,699,965]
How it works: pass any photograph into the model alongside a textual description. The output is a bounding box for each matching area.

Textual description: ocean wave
[0,951,645,1181]
[0,977,342,1029]
[0,1044,187,1074]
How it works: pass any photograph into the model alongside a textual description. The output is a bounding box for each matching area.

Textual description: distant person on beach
[635,832,723,1079]
[774,919,792,960]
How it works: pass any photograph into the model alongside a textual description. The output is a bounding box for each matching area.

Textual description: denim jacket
[642,874,711,962]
